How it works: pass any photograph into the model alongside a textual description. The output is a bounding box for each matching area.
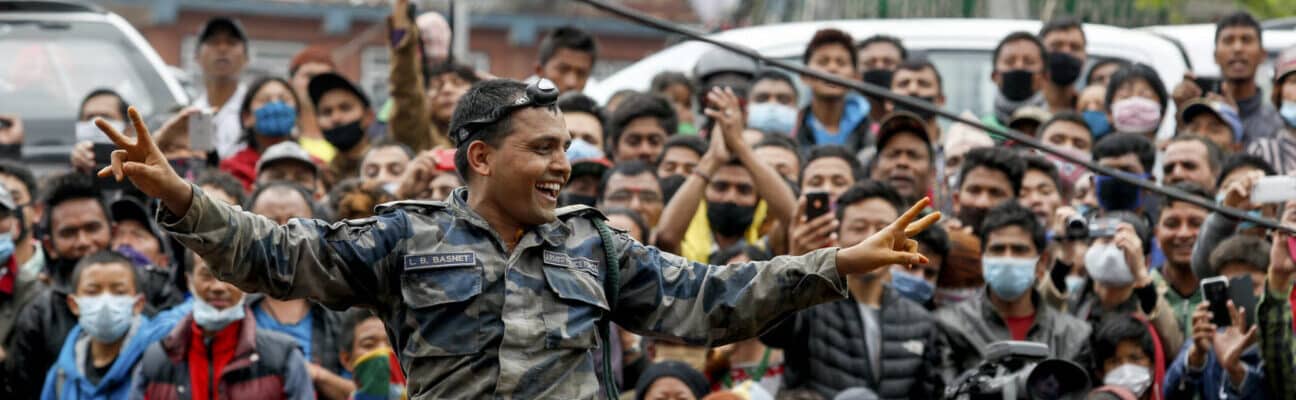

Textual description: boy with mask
[1104,64,1169,139]
[1089,314,1161,400]
[1039,16,1087,114]
[308,72,380,185]
[1092,133,1157,213]
[129,250,314,399]
[794,28,873,153]
[746,70,800,136]
[40,251,182,399]
[762,180,940,400]
[857,35,907,126]
[934,202,1091,381]
[984,32,1048,132]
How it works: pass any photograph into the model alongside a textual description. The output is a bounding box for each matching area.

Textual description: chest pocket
[400,252,484,357]
[540,251,610,349]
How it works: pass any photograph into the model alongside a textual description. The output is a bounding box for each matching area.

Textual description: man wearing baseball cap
[309,73,378,184]
[255,141,321,193]
[1248,45,1296,174]
[194,16,251,159]
[1179,98,1243,153]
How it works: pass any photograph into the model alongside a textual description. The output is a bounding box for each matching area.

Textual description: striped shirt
[1247,130,1296,175]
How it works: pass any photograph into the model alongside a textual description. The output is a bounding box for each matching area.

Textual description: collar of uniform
[446,187,570,248]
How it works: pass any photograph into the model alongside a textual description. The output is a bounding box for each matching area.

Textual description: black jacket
[761,286,942,400]
[933,290,1092,382]
[4,288,78,398]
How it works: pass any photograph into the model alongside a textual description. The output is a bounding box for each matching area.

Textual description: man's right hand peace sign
[95,107,194,216]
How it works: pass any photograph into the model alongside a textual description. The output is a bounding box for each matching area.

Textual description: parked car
[586,19,1190,140]
[0,0,188,172]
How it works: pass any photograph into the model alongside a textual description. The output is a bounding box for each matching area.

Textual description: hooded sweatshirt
[40,301,189,400]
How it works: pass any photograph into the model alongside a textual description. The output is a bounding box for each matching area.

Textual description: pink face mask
[1110,96,1162,134]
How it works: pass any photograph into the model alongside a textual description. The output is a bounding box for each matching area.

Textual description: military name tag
[405,252,476,270]
[542,250,570,267]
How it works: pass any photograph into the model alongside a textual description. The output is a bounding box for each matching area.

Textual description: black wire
[572,0,1295,234]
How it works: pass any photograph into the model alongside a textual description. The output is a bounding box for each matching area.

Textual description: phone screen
[1228,275,1258,327]
[1203,278,1232,327]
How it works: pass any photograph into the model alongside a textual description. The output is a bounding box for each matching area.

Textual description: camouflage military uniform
[159,186,849,399]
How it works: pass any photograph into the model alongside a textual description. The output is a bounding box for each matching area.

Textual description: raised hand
[395,150,439,199]
[836,197,940,275]
[1269,219,1296,294]
[95,107,193,215]
[1212,300,1259,387]
[788,196,838,256]
[1187,301,1214,369]
[702,87,746,157]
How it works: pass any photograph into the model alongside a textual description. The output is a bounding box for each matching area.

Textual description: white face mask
[1103,363,1152,397]
[190,287,246,331]
[1084,243,1133,285]
[75,294,138,342]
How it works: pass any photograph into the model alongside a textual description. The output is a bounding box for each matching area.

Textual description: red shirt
[188,320,242,400]
[1004,313,1035,341]
[218,148,261,192]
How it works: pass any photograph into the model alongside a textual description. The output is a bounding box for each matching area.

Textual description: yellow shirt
[680,200,768,263]
[299,136,337,162]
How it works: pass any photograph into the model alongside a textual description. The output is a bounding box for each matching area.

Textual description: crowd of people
[1,1,1296,399]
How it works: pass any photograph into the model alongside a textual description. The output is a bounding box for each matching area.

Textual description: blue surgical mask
[1082,110,1112,140]
[982,256,1039,300]
[253,101,296,137]
[191,290,246,331]
[1281,101,1296,128]
[890,268,934,303]
[75,294,137,342]
[0,233,13,262]
[746,102,798,135]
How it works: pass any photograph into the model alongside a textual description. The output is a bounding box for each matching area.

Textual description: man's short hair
[248,180,315,217]
[656,135,707,167]
[0,159,36,202]
[857,34,908,60]
[709,243,772,266]
[1209,235,1270,274]
[427,62,482,89]
[991,32,1046,70]
[800,145,863,186]
[1038,16,1086,44]
[802,28,858,71]
[752,69,798,96]
[449,80,547,182]
[1103,63,1169,113]
[834,180,904,222]
[1216,153,1276,188]
[606,93,677,158]
[1091,315,1154,374]
[195,170,247,206]
[538,26,598,66]
[1093,133,1156,174]
[69,250,140,294]
[599,160,658,201]
[337,308,378,354]
[1085,58,1128,84]
[914,224,951,260]
[958,147,1026,196]
[79,88,131,121]
[1168,135,1224,174]
[40,172,106,234]
[1161,181,1213,211]
[1023,154,1068,199]
[1215,11,1262,44]
[979,201,1045,253]
[603,207,650,241]
[558,92,603,121]
[1037,111,1091,138]
[366,138,416,161]
[753,133,802,163]
[895,59,944,94]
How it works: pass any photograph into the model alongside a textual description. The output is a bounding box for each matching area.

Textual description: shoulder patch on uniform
[555,204,606,221]
[375,200,448,215]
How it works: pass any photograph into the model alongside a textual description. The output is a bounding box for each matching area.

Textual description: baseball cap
[1179,98,1243,142]
[256,141,319,177]
[308,72,371,110]
[197,17,248,45]
[1275,45,1296,84]
[0,184,13,211]
[566,139,612,180]
[876,111,932,151]
[1008,106,1053,130]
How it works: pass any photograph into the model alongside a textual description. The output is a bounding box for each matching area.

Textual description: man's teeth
[537,183,561,192]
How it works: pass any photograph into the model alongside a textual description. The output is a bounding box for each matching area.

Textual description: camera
[1061,216,1118,240]
[944,341,1090,400]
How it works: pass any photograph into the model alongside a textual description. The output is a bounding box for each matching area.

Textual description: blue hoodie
[40,301,190,400]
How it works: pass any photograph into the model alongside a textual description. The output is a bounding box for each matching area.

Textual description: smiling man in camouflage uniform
[93,78,939,399]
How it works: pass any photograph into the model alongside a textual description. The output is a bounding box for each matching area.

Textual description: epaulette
[555,204,607,221]
[374,200,449,215]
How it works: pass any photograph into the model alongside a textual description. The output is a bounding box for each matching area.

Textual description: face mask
[1082,110,1113,139]
[895,95,939,121]
[0,233,13,262]
[982,256,1039,300]
[891,269,934,303]
[1110,97,1162,134]
[1045,52,1083,86]
[75,294,137,342]
[1103,363,1152,398]
[1073,203,1092,219]
[76,119,125,142]
[1084,243,1133,285]
[382,182,400,197]
[706,201,756,238]
[191,289,246,331]
[746,102,798,135]
[253,101,296,137]
[1065,275,1087,296]
[934,287,981,306]
[999,69,1038,101]
[1094,174,1147,211]
[1237,209,1265,231]
[1280,101,1296,128]
[1040,146,1088,193]
[114,244,153,268]
[559,192,598,208]
[323,120,366,151]
[862,69,894,89]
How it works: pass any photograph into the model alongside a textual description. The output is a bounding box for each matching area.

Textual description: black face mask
[895,95,939,120]
[957,206,990,235]
[323,120,366,151]
[658,174,687,204]
[706,201,755,238]
[1046,52,1083,86]
[862,69,894,89]
[999,69,1037,101]
[559,192,598,208]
